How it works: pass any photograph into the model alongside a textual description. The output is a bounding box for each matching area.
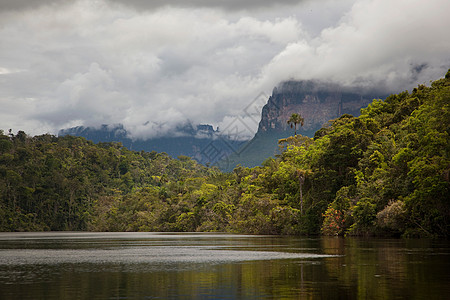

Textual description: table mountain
[219,80,385,171]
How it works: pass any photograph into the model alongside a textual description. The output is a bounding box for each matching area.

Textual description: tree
[287,113,304,136]
[297,169,305,214]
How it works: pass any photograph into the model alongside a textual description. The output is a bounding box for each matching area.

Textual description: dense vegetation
[1,70,449,237]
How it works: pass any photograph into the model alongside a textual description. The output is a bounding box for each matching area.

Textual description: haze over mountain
[59,123,247,166]
[59,78,387,170]
[218,80,386,170]
[1,0,449,140]
[3,69,449,237]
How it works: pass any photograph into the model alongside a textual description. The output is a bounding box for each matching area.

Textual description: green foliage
[1,70,449,237]
[287,113,304,135]
[348,198,377,235]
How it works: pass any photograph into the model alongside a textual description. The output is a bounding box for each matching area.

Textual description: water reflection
[321,237,450,300]
[0,233,449,299]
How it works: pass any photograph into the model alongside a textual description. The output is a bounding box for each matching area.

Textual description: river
[0,232,449,299]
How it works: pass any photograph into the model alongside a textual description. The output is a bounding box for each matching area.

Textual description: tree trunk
[299,174,304,214]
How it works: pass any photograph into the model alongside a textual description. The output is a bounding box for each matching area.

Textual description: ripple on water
[0,246,337,266]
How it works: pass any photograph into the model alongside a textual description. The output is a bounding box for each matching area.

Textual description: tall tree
[287,113,304,136]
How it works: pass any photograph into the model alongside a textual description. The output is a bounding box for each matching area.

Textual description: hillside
[59,81,383,171]
[222,81,385,170]
[1,70,449,237]
[59,123,247,166]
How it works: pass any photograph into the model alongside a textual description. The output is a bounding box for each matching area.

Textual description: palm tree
[287,113,304,136]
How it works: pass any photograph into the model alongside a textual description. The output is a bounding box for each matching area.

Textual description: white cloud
[262,0,450,91]
[35,63,132,127]
[0,0,449,139]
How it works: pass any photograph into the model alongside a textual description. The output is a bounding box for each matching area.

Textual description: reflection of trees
[3,237,447,299]
[320,238,441,299]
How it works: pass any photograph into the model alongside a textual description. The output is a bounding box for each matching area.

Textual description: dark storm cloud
[109,0,308,11]
[0,0,308,12]
[0,0,69,11]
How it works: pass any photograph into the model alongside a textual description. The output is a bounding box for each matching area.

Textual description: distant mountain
[258,80,378,134]
[59,123,248,165]
[60,81,386,171]
[219,80,386,171]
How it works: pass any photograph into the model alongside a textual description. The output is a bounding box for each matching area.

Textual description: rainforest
[1,71,449,238]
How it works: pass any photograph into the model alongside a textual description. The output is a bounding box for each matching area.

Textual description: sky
[0,0,449,140]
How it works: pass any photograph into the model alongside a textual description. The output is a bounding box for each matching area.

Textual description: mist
[0,0,448,139]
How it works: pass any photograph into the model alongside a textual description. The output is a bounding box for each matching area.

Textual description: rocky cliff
[60,81,385,170]
[258,80,381,136]
[220,80,385,171]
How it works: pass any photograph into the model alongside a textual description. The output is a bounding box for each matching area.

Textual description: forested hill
[1,70,449,237]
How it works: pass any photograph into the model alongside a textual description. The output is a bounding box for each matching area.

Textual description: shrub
[376,200,406,232]
[321,207,345,236]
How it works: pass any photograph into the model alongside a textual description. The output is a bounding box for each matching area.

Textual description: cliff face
[220,80,386,171]
[258,80,380,135]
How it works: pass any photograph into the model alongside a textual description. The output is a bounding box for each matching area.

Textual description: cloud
[1,0,307,138]
[0,0,311,13]
[34,63,132,126]
[262,0,450,91]
[0,0,67,11]
[0,0,448,140]
[109,0,308,12]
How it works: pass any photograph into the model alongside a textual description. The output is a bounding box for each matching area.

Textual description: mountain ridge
[59,123,247,165]
[59,80,387,170]
[219,80,386,170]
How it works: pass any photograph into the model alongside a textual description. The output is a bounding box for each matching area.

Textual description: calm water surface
[0,232,449,299]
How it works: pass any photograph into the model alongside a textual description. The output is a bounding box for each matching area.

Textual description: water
[0,233,449,299]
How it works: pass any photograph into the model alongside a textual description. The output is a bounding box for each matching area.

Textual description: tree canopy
[287,113,304,135]
[1,70,449,237]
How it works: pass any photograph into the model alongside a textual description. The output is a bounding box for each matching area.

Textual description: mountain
[3,70,449,236]
[258,80,377,134]
[219,80,386,171]
[60,80,385,171]
[59,123,247,165]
